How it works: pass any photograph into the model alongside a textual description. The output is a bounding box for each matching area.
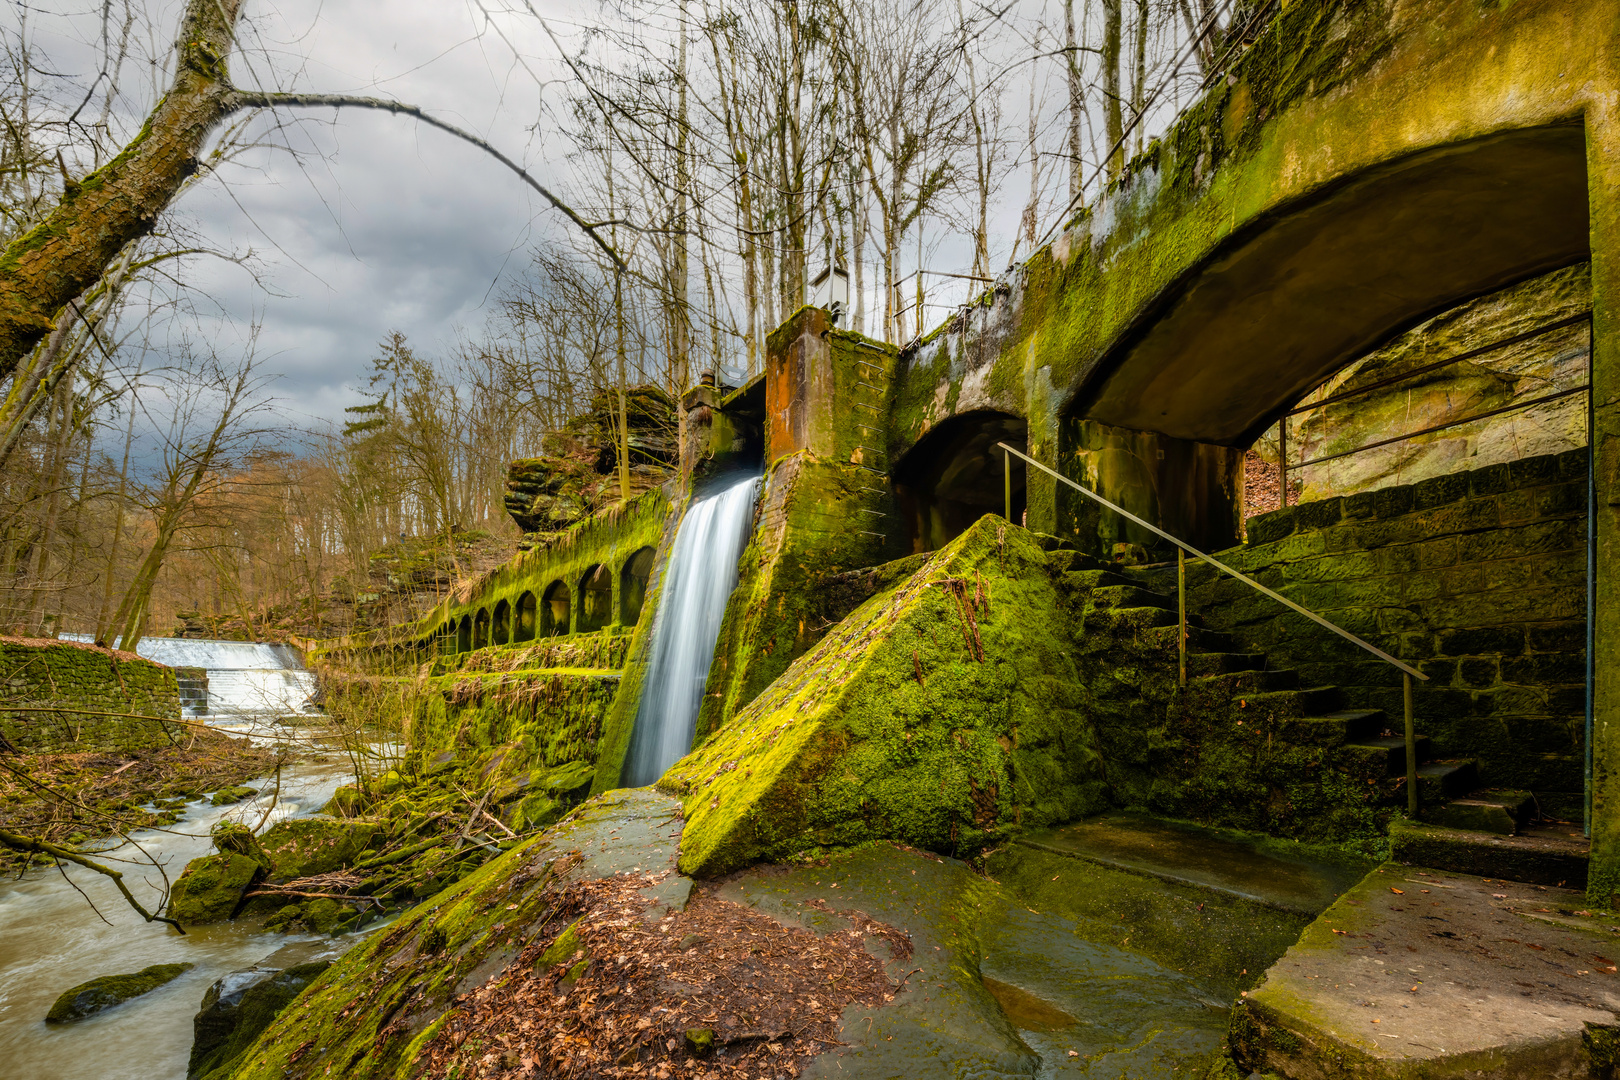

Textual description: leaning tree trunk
[0,0,244,377]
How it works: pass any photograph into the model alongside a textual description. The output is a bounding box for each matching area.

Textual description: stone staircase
[1040,539,1590,886]
[1046,544,1483,817]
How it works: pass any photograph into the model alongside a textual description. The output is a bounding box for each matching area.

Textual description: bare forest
[0,0,1247,648]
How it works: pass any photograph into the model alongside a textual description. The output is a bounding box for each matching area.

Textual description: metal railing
[996,441,1431,814]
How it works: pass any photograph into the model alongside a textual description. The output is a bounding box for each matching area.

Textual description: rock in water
[45,963,194,1023]
[189,959,333,1079]
[169,852,262,923]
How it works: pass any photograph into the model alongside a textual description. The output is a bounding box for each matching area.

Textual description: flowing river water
[0,744,355,1080]
[0,640,352,1080]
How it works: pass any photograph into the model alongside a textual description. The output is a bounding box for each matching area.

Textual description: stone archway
[891,410,1026,553]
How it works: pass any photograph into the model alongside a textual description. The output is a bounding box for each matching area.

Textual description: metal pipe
[1004,447,1012,521]
[1178,548,1187,687]
[1405,672,1418,817]
[997,441,1428,680]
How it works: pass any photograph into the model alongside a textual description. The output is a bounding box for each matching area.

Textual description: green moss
[535,918,585,969]
[46,962,194,1023]
[211,786,258,806]
[170,852,261,923]
[257,819,380,881]
[668,516,1106,876]
[191,962,332,1080]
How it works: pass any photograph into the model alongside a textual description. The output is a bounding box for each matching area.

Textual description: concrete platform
[1232,864,1620,1079]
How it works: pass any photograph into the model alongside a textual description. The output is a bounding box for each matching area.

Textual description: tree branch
[221,90,627,272]
[0,828,185,933]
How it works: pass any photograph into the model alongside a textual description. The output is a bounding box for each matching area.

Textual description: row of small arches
[438,547,656,653]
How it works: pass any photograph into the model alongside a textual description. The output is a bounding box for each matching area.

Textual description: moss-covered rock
[45,962,194,1023]
[667,516,1107,876]
[170,853,262,923]
[256,819,379,881]
[190,960,333,1080]
[210,785,258,806]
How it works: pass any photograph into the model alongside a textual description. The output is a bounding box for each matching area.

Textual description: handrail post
[1404,673,1418,817]
[1004,447,1012,522]
[1178,548,1187,687]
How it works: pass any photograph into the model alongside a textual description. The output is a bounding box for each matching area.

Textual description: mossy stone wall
[1181,450,1588,810]
[0,638,180,752]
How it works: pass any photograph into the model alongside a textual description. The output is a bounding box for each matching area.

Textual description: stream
[0,734,354,1080]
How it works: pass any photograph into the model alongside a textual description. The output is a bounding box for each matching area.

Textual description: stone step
[1185,652,1269,677]
[1421,789,1535,836]
[1417,759,1479,802]
[1271,708,1383,747]
[1088,584,1177,613]
[1045,548,1112,573]
[1339,733,1434,777]
[1232,687,1346,728]
[1389,817,1588,888]
[1090,605,1179,632]
[1192,668,1300,694]
[1143,623,1235,654]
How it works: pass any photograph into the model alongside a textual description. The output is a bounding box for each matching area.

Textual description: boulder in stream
[45,962,195,1023]
[169,852,262,923]
[189,940,350,1079]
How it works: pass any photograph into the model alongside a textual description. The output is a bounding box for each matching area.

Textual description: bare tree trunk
[1132,0,1149,157]
[1064,0,1088,206]
[1102,0,1125,181]
[0,0,245,376]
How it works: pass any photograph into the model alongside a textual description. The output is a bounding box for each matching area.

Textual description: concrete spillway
[622,473,760,787]
[66,635,318,717]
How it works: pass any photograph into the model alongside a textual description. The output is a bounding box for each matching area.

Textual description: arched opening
[492,599,511,646]
[891,410,1027,553]
[457,614,472,653]
[515,591,537,642]
[578,564,612,632]
[473,608,491,649]
[541,580,571,637]
[619,547,656,626]
[1072,127,1589,446]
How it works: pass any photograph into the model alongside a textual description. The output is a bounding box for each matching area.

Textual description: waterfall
[64,635,319,717]
[623,473,761,787]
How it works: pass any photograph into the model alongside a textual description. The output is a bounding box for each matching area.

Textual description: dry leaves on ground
[421,868,912,1079]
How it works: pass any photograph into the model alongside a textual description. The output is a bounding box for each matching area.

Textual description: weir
[622,473,761,787]
[68,636,319,718]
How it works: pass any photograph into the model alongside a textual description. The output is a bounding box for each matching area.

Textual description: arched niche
[541,580,571,637]
[456,614,472,653]
[891,410,1027,552]
[492,599,511,646]
[473,608,491,649]
[619,547,656,626]
[515,591,537,642]
[578,564,612,632]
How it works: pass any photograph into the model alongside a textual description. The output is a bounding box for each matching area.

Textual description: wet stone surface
[718,843,1231,1078]
[1237,864,1620,1077]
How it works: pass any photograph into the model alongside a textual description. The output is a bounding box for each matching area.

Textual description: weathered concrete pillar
[1586,101,1620,907]
[765,306,837,461]
[1057,417,1245,560]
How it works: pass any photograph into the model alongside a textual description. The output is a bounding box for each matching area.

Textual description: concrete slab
[1233,864,1620,1079]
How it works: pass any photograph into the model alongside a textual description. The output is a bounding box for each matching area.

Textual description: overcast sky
[15,0,1200,439]
[24,0,615,431]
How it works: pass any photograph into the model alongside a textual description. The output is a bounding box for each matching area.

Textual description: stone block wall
[0,638,182,752]
[1182,449,1588,812]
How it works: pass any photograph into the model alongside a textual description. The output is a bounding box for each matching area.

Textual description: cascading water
[623,473,761,787]
[65,636,319,717]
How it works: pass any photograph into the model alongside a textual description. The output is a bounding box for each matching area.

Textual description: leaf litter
[420,867,912,1079]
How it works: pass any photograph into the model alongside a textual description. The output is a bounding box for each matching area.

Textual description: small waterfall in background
[66,636,319,718]
[623,473,762,787]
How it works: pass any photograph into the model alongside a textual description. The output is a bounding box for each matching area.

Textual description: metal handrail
[997,440,1429,812]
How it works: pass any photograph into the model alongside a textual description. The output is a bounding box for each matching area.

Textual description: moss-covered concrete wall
[0,637,180,752]
[1178,450,1588,814]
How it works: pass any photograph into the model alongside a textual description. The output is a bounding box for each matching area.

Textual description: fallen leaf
[1391,888,1404,895]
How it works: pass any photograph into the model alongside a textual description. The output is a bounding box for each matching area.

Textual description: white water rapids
[622,473,761,787]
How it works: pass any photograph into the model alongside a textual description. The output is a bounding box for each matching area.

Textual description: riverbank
[0,730,279,872]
